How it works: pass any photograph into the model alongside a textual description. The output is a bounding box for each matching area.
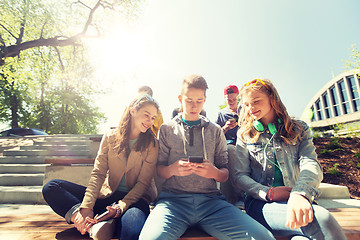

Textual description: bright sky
[91,0,360,133]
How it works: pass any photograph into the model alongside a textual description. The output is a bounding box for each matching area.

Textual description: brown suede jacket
[80,129,159,214]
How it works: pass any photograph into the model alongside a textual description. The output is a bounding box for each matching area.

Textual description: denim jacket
[232,120,322,203]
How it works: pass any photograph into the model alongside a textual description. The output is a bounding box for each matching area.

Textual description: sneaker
[89,219,115,240]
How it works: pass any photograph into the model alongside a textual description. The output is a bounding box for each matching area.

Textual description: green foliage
[328,163,342,177]
[331,123,343,136]
[354,151,360,159]
[319,149,332,157]
[357,163,360,170]
[219,101,227,110]
[327,137,342,150]
[0,0,141,133]
[345,45,360,70]
[341,122,360,137]
[312,131,322,139]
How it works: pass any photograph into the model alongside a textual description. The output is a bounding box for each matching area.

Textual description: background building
[301,69,360,129]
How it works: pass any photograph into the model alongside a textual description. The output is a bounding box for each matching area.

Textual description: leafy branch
[0,0,112,66]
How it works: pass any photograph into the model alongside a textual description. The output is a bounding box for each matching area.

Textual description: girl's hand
[190,160,218,179]
[72,208,94,235]
[169,159,193,176]
[267,186,292,202]
[286,193,314,229]
[86,204,120,226]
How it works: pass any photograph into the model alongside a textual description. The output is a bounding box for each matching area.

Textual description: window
[337,80,351,114]
[347,76,360,112]
[315,99,323,120]
[329,85,340,116]
[322,92,332,118]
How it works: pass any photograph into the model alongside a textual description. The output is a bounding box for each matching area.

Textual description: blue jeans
[139,192,275,240]
[42,179,150,240]
[244,197,347,240]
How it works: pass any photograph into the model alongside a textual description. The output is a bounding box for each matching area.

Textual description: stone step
[0,164,48,174]
[0,186,43,204]
[28,134,92,139]
[0,173,44,186]
[3,149,90,157]
[20,145,89,151]
[34,140,91,146]
[0,156,89,164]
[318,183,350,199]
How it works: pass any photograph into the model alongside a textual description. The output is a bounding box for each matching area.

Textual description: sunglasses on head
[245,79,270,91]
[133,94,159,107]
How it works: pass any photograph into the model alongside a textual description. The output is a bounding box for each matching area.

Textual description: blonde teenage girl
[232,79,346,240]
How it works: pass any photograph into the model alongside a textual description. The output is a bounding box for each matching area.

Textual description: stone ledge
[318,182,350,199]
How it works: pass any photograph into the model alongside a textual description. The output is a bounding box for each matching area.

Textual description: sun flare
[86,24,148,88]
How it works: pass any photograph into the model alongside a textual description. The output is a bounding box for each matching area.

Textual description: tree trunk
[10,92,19,128]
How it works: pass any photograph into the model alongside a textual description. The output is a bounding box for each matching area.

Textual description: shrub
[328,163,342,177]
[327,137,342,150]
[319,149,332,156]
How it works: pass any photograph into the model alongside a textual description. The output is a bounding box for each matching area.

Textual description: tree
[0,0,142,133]
[0,0,142,65]
[345,45,360,70]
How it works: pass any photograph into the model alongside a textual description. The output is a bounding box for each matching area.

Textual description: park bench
[43,157,360,240]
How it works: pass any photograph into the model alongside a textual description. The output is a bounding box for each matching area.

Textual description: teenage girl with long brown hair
[43,94,159,240]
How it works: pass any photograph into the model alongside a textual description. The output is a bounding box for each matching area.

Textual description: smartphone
[234,114,239,122]
[189,156,204,163]
[229,115,239,123]
[95,210,110,220]
[96,202,116,220]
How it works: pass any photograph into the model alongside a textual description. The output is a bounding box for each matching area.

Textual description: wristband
[268,187,274,202]
[114,205,122,218]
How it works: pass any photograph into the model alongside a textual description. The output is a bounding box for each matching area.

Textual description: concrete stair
[0,135,98,204]
[0,186,43,204]
[0,164,47,173]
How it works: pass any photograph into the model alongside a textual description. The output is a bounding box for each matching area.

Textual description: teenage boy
[216,85,244,204]
[216,85,240,145]
[139,75,274,240]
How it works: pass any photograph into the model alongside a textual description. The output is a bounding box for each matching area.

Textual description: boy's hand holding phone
[190,159,216,176]
[169,159,193,176]
[223,119,237,132]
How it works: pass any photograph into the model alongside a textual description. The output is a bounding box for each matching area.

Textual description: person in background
[216,85,239,145]
[139,74,275,240]
[42,94,159,240]
[138,86,164,137]
[232,78,346,240]
[216,85,244,204]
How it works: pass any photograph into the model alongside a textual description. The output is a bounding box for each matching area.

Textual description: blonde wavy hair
[113,94,159,154]
[238,79,303,145]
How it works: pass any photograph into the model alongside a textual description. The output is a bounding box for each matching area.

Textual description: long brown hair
[113,95,159,154]
[238,79,303,145]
